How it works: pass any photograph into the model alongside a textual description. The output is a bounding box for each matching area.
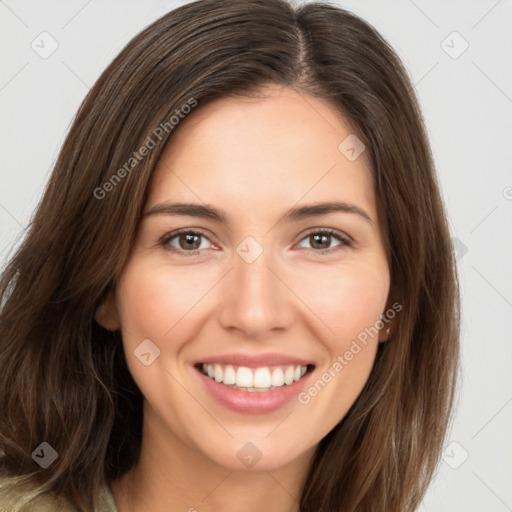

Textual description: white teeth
[271,368,285,387]
[236,367,253,387]
[223,365,236,385]
[214,364,223,382]
[253,368,272,388]
[200,363,310,390]
[284,366,294,385]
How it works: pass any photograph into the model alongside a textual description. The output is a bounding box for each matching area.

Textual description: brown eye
[297,229,351,253]
[177,233,202,250]
[310,233,331,250]
[160,229,213,255]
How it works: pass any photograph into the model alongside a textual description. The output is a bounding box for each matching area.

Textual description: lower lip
[195,367,313,414]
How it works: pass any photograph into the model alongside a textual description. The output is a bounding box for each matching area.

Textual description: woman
[0,0,460,510]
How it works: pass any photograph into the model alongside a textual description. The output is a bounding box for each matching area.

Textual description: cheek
[116,261,214,342]
[291,260,389,345]
[114,261,217,419]
[292,264,388,439]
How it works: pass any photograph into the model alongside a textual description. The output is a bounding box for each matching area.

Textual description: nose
[217,241,295,339]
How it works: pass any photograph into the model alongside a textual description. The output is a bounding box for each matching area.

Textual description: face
[98,84,390,472]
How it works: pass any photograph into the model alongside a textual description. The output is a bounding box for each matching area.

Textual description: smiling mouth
[195,362,315,392]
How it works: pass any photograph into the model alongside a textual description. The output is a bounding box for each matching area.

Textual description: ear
[378,295,397,343]
[378,320,392,343]
[94,287,121,331]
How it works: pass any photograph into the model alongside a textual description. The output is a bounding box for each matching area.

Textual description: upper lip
[195,352,315,368]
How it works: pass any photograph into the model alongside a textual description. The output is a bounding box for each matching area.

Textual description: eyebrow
[143,201,374,225]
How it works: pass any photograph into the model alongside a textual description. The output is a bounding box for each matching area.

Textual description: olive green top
[0,477,119,512]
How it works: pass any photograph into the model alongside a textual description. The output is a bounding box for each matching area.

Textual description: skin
[97,84,391,512]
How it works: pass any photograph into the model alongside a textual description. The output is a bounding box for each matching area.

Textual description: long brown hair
[0,0,460,510]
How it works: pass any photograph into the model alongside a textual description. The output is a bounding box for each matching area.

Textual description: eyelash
[159,228,353,257]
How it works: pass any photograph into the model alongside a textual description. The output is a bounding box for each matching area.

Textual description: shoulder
[0,475,118,512]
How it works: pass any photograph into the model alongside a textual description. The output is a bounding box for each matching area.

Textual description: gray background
[1,1,511,510]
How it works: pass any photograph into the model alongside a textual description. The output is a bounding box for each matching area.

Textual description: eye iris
[311,233,330,249]
[180,233,201,250]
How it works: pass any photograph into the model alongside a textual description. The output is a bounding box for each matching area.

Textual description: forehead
[146,85,376,222]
